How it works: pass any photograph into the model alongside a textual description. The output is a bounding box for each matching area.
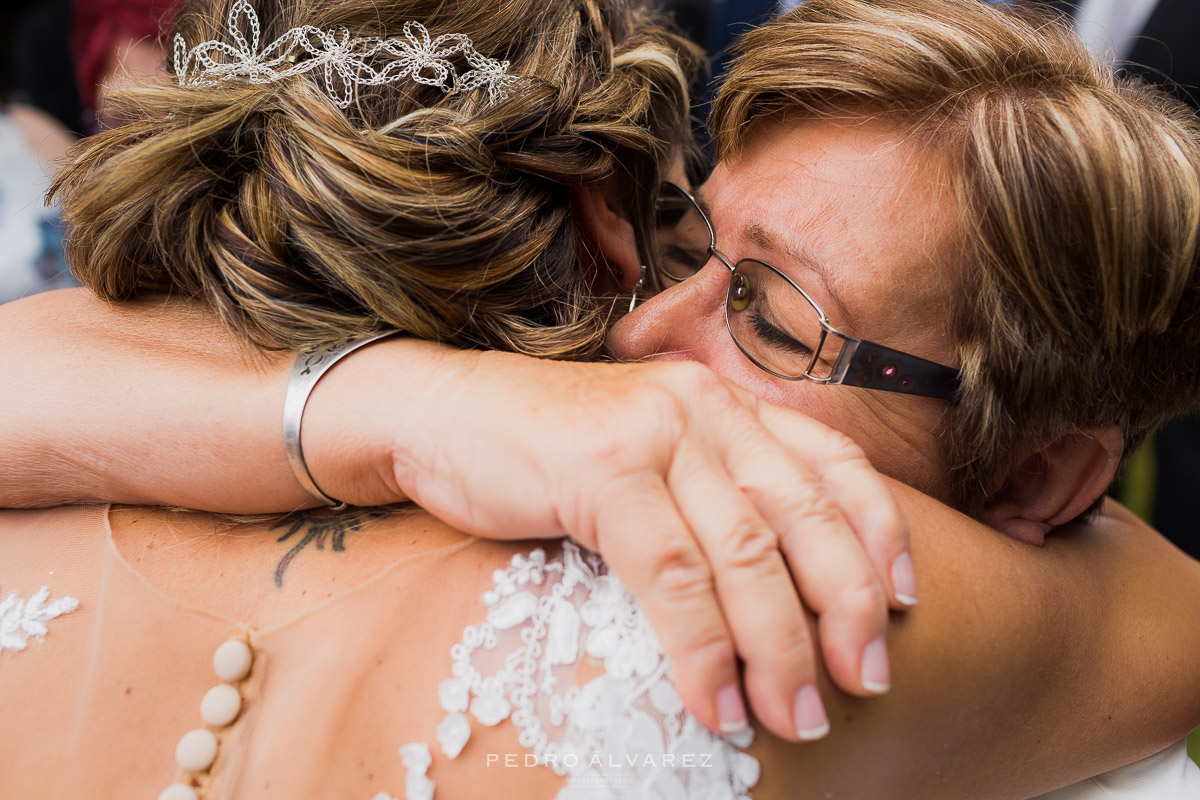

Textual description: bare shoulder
[746,492,1200,799]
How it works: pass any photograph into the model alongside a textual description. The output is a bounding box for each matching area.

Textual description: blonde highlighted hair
[52,0,701,358]
[715,0,1200,511]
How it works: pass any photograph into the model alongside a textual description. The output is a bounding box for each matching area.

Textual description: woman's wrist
[300,338,484,508]
[283,332,403,509]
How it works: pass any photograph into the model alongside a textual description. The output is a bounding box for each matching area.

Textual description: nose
[607,257,732,363]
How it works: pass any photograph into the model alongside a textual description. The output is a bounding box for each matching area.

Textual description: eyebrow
[743,220,856,328]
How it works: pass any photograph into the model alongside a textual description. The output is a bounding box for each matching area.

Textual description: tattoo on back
[270,509,390,587]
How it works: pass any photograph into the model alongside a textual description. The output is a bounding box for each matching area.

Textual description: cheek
[761,384,950,496]
[723,373,889,451]
[772,386,879,452]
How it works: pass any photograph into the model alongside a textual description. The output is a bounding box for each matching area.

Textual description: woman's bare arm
[1,291,309,509]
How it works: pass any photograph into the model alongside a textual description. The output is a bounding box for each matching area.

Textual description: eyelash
[749,312,812,356]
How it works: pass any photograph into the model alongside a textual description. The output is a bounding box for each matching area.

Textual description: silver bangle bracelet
[283,331,400,510]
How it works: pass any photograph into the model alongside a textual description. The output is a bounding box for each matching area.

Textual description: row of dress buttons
[158,639,253,800]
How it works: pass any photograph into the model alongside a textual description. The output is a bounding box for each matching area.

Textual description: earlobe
[981,426,1124,544]
[573,183,643,290]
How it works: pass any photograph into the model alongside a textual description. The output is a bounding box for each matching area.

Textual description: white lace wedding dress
[396,540,761,800]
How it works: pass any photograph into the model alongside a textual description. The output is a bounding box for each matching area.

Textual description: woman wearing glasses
[654,182,961,403]
[2,0,1200,797]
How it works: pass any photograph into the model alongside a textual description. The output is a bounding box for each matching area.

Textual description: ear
[572,183,643,290]
[980,426,1124,545]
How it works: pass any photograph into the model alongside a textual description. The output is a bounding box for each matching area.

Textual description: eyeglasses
[650,182,960,401]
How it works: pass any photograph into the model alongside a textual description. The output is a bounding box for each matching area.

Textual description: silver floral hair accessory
[173,0,520,107]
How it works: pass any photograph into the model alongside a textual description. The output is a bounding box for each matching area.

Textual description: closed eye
[750,311,812,356]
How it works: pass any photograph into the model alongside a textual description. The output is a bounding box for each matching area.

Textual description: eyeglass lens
[727,260,850,380]
[653,183,714,281]
[653,183,848,381]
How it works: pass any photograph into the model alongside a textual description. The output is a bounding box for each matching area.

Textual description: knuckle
[644,540,715,604]
[835,582,890,623]
[660,361,731,404]
[873,505,909,547]
[676,633,738,674]
[624,383,689,440]
[720,519,781,572]
[763,625,816,670]
[722,377,758,406]
[585,404,685,476]
[820,428,869,466]
[783,488,846,533]
[665,359,719,388]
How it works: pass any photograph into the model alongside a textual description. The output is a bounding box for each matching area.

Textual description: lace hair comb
[173,0,521,107]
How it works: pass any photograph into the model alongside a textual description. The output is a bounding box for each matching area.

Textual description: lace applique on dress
[398,742,436,800]
[401,541,760,799]
[0,585,79,654]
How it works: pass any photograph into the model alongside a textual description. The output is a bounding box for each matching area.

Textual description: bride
[2,0,1199,798]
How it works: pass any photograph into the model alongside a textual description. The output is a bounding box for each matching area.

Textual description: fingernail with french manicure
[891,551,918,607]
[861,636,891,694]
[793,683,830,741]
[716,683,749,733]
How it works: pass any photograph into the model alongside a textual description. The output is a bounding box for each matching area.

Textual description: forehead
[705,115,960,342]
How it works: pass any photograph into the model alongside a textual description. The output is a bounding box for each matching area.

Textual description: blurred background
[0,0,169,304]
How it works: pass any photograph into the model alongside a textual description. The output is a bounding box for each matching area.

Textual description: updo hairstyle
[51,0,701,357]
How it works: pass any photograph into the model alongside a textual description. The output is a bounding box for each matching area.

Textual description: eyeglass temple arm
[831,339,960,401]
